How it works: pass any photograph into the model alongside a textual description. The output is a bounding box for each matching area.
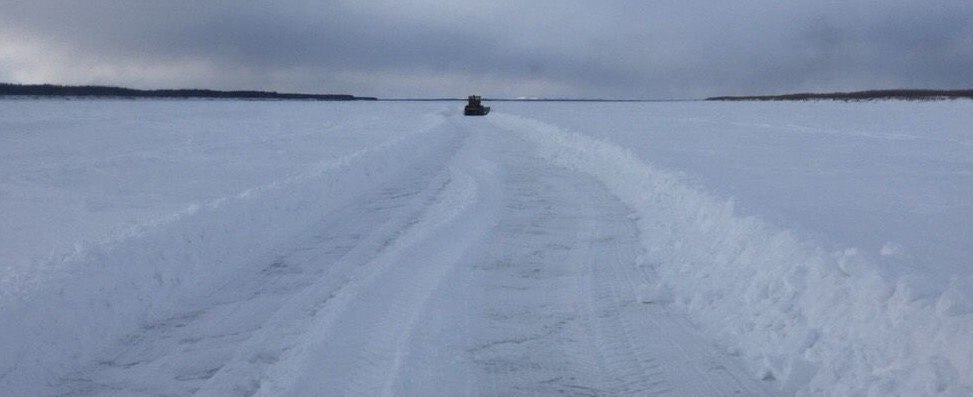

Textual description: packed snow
[0,99,971,396]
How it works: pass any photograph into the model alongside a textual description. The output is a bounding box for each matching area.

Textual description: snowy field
[1,99,971,395]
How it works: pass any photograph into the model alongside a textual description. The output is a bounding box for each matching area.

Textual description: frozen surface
[0,100,440,298]
[492,102,973,396]
[499,101,973,282]
[1,99,971,396]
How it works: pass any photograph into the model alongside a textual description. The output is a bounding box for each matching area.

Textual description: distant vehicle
[464,95,490,116]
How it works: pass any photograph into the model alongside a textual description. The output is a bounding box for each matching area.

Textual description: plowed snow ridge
[1,105,970,396]
[492,113,973,395]
[0,114,775,396]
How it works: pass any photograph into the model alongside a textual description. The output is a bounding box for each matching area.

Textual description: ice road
[2,100,971,395]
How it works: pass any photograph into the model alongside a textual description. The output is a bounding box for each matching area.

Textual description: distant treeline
[708,89,973,102]
[0,83,377,101]
[383,98,681,102]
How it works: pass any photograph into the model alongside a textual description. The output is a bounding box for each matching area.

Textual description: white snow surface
[1,99,971,396]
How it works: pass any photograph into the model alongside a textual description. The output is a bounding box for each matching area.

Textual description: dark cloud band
[2,1,971,97]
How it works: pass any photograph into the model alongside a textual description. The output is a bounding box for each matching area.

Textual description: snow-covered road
[34,115,770,396]
[4,101,972,395]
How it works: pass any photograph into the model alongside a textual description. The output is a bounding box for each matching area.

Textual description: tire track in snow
[581,217,770,396]
[247,121,502,396]
[450,122,772,395]
[53,113,774,396]
[52,118,468,397]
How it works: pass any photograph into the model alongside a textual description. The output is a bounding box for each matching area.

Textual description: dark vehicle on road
[464,95,490,116]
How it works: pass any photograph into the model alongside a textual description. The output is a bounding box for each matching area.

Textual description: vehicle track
[53,121,468,397]
[54,114,774,396]
[390,119,774,396]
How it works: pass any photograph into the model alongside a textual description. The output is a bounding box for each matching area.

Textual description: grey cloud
[1,0,971,98]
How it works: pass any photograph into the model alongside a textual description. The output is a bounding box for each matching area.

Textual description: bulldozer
[464,95,490,116]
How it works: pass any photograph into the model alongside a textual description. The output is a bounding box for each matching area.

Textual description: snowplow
[464,95,490,116]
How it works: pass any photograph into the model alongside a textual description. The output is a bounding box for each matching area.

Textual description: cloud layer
[2,1,971,98]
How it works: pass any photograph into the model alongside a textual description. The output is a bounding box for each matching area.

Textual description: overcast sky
[2,1,972,98]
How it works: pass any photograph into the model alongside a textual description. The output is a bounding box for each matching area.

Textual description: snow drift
[2,100,970,396]
[492,113,973,396]
[0,112,453,394]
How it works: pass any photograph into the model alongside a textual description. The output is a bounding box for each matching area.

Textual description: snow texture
[491,104,973,396]
[1,99,972,396]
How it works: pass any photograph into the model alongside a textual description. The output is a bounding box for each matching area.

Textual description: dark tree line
[708,89,973,102]
[0,83,376,101]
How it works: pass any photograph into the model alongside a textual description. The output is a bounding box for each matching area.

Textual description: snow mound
[492,113,973,396]
[0,114,453,394]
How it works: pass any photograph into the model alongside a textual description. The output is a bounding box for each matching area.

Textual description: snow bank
[0,100,443,299]
[498,101,973,286]
[0,112,453,394]
[493,114,973,396]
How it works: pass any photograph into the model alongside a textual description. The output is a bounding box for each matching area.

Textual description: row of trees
[708,89,973,101]
[0,83,376,101]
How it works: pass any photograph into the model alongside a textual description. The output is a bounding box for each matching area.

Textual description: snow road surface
[2,104,770,396]
[2,100,972,395]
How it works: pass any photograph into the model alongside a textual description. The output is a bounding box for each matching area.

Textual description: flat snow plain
[1,100,971,396]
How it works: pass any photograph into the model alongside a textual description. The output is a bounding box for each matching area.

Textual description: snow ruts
[446,124,770,396]
[31,112,771,396]
[2,113,459,395]
[491,113,973,396]
[245,121,502,396]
